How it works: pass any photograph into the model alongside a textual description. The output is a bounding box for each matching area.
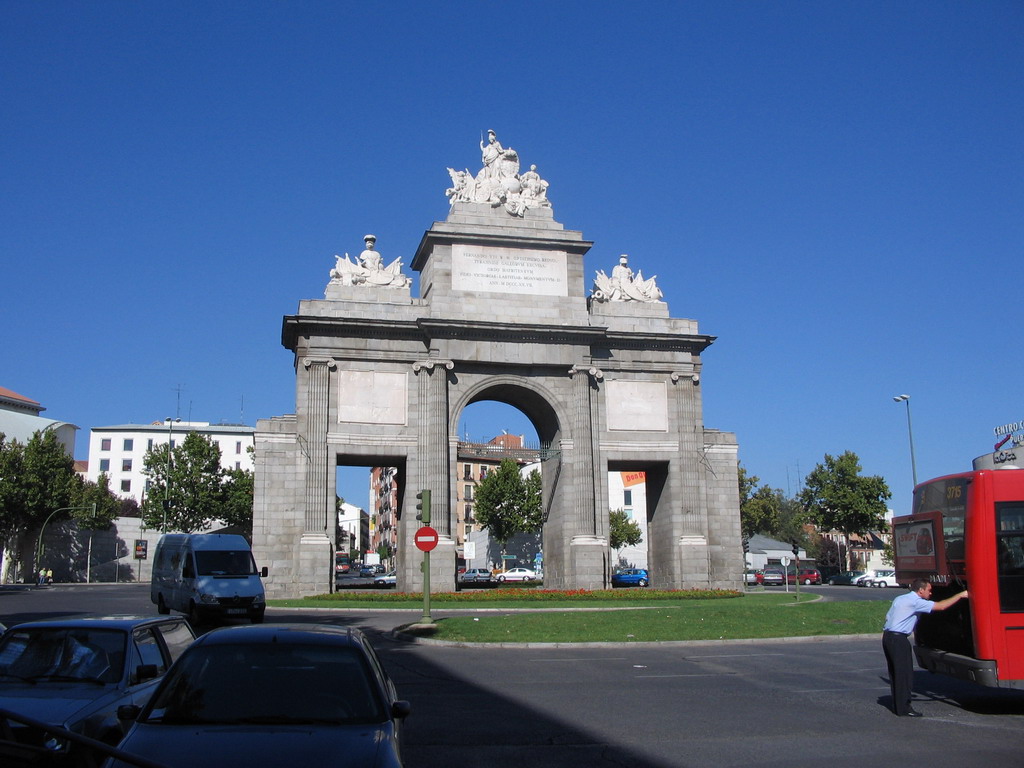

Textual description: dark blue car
[611,568,649,587]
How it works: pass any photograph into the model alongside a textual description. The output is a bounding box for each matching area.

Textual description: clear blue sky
[3,1,1021,515]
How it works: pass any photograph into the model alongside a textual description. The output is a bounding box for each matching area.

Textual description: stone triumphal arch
[252,133,742,597]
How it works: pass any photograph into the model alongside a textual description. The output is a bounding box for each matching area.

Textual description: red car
[787,568,822,585]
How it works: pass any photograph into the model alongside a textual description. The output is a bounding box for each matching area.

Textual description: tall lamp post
[35,504,96,581]
[163,417,181,533]
[892,394,918,487]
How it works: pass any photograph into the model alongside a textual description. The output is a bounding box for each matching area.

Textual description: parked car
[459,568,494,583]
[111,624,411,768]
[761,569,785,586]
[857,569,894,587]
[360,564,385,578]
[744,569,763,586]
[496,567,537,583]
[374,570,397,588]
[828,570,866,586]
[787,568,822,585]
[0,615,195,753]
[611,568,649,587]
[868,570,899,588]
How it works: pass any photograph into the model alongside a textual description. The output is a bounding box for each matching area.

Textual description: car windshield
[0,628,125,684]
[195,550,257,576]
[143,643,387,725]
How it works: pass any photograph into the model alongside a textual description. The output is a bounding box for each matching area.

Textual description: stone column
[670,369,710,587]
[568,365,607,589]
[302,357,335,532]
[299,357,335,595]
[412,359,455,591]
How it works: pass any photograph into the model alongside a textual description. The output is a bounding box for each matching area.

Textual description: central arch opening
[455,386,557,581]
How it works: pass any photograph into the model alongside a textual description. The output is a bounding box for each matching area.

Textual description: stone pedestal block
[569,535,609,591]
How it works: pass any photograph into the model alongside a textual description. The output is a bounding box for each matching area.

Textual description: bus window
[996,502,1024,613]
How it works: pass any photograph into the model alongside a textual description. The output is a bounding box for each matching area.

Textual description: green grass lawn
[270,590,888,643]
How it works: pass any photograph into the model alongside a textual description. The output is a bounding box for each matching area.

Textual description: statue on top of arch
[592,255,663,303]
[329,234,410,289]
[445,130,552,218]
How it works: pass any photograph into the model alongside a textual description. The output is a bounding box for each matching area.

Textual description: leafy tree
[141,431,228,533]
[799,451,891,571]
[73,473,121,530]
[474,460,542,555]
[221,467,254,533]
[609,509,643,560]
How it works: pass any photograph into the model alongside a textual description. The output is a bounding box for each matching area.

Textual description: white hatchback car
[496,567,538,583]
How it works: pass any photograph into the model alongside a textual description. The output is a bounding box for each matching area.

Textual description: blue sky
[2,1,1021,514]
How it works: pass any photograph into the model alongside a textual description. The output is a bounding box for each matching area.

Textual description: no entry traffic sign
[415,526,439,552]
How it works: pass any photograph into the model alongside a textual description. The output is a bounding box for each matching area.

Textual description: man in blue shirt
[882,578,969,716]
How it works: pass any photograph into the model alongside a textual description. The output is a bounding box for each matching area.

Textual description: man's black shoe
[902,709,923,717]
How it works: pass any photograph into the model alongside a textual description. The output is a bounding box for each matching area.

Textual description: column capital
[671,371,700,385]
[568,365,603,381]
[412,359,455,373]
[302,357,337,370]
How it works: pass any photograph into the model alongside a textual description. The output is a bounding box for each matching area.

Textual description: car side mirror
[117,704,142,722]
[391,700,412,719]
[261,566,268,578]
[134,664,159,683]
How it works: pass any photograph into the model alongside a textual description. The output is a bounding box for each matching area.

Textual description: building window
[465,504,473,521]
[464,524,473,538]
[464,485,473,501]
[623,490,633,506]
[101,438,111,451]
[236,441,242,454]
[123,438,133,451]
[99,458,110,472]
[235,462,241,470]
[463,464,472,480]
[122,459,132,472]
[480,466,488,480]
[120,479,131,493]
[147,439,154,450]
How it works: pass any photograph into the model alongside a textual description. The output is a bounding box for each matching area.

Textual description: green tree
[799,451,891,571]
[141,431,228,533]
[73,473,121,530]
[609,509,643,561]
[221,467,254,533]
[475,460,542,555]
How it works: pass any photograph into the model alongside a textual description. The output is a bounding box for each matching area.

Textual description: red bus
[892,469,1024,689]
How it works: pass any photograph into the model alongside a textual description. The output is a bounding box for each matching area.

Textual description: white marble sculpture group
[328,234,409,289]
[592,255,663,303]
[445,130,552,217]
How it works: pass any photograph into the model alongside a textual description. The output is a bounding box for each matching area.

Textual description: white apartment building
[86,421,255,504]
[609,470,649,569]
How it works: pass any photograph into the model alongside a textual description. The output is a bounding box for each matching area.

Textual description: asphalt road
[2,584,1023,768]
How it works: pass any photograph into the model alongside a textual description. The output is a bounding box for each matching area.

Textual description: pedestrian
[37,568,46,586]
[45,568,53,585]
[882,578,968,716]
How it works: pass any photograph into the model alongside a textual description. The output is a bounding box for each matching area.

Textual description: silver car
[0,615,194,751]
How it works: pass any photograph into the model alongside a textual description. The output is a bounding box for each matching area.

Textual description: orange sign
[621,471,646,487]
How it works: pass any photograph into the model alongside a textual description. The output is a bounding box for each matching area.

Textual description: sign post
[415,525,439,624]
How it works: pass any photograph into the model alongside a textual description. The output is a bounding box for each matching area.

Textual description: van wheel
[157,595,170,615]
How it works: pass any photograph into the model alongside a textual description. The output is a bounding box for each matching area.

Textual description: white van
[151,534,267,624]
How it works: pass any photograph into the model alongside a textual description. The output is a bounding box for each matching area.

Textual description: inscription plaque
[452,244,568,296]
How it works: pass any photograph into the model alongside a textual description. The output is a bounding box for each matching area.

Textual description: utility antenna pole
[172,384,186,420]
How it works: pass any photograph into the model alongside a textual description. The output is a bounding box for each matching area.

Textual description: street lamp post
[892,394,918,487]
[35,504,96,582]
[163,418,181,533]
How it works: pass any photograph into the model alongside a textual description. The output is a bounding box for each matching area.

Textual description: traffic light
[791,541,800,557]
[415,489,431,524]
[742,537,749,555]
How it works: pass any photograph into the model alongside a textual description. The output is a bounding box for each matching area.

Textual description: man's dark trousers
[883,629,914,714]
